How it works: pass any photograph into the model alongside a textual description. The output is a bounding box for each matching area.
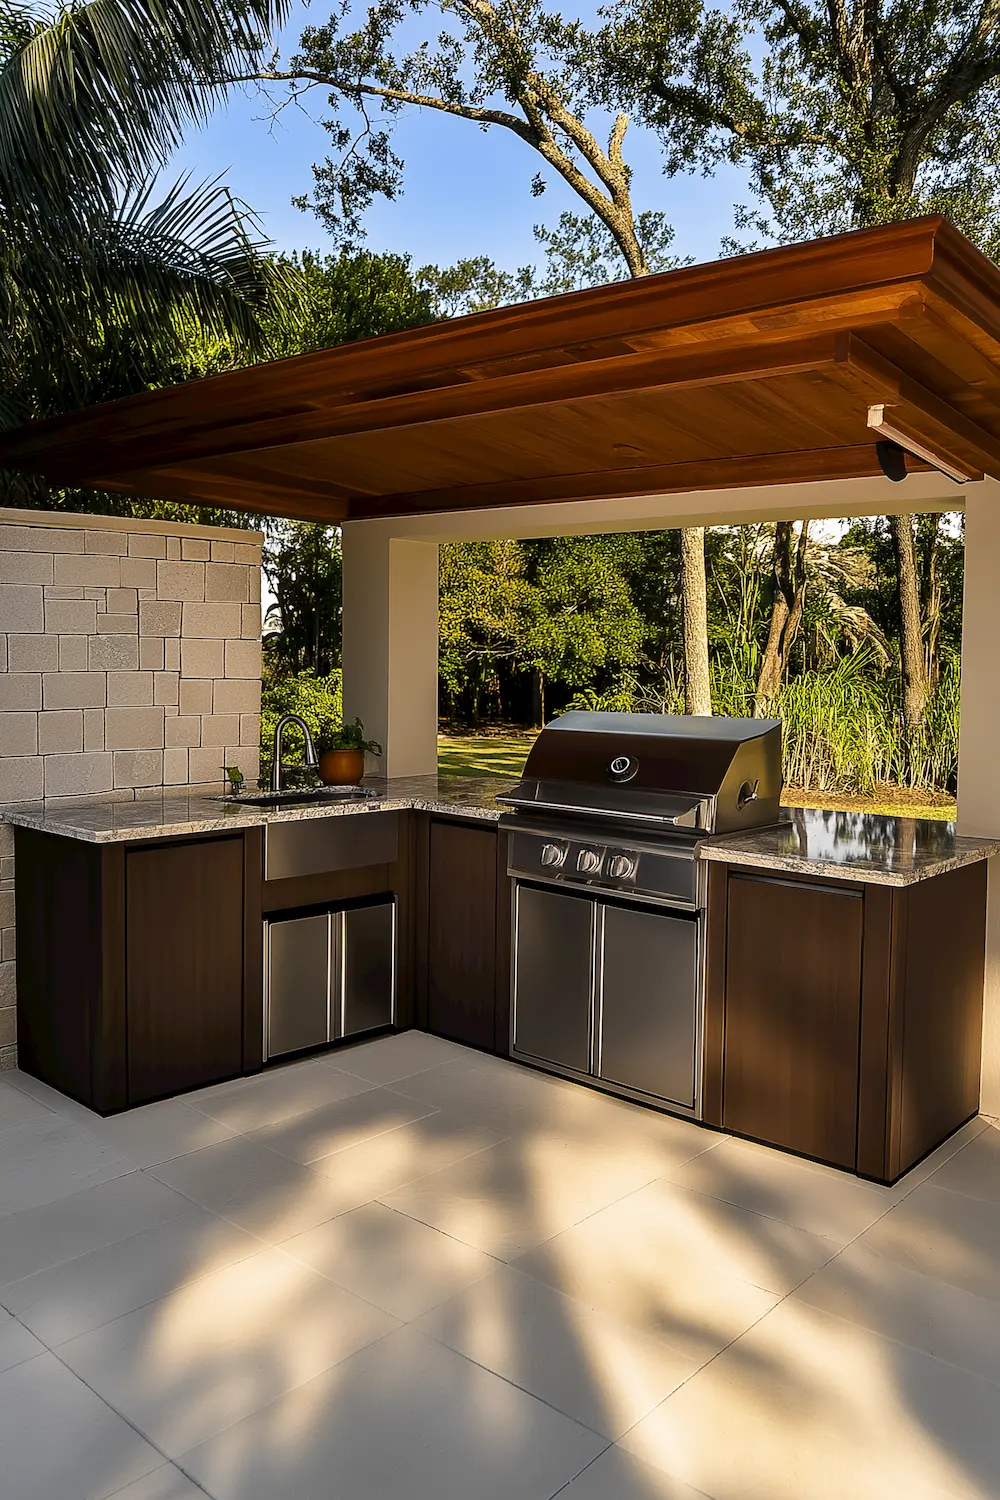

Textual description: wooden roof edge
[0,216,970,474]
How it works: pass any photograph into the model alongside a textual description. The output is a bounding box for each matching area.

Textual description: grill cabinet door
[266,913,330,1059]
[513,884,593,1073]
[597,903,698,1107]
[339,900,396,1039]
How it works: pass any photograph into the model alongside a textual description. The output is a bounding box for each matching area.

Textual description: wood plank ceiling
[4,216,1000,524]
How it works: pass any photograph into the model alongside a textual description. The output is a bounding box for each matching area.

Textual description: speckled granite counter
[0,773,510,844]
[702,806,1000,886]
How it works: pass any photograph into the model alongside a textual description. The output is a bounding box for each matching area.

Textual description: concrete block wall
[0,508,265,1069]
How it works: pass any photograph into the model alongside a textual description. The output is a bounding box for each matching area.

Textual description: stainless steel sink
[220,786,383,810]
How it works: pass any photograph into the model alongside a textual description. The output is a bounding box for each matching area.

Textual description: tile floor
[1,1032,999,1499]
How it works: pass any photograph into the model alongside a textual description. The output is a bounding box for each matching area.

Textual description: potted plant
[316,717,382,785]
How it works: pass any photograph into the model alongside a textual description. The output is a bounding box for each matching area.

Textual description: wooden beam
[347,444,930,520]
[43,331,856,482]
[845,335,1000,475]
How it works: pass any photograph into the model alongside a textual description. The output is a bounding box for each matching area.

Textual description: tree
[591,0,1000,250]
[237,0,712,713]
[243,0,672,276]
[681,527,711,714]
[263,522,343,676]
[592,0,1000,728]
[0,0,291,444]
[755,521,809,712]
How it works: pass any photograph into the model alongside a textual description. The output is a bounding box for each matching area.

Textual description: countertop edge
[0,791,503,844]
[700,838,1000,887]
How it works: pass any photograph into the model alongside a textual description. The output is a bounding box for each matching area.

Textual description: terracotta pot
[318,747,365,785]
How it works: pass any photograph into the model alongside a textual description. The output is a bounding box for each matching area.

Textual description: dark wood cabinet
[15,826,258,1113]
[126,838,245,1103]
[705,860,987,1182]
[422,817,511,1053]
[722,874,864,1168]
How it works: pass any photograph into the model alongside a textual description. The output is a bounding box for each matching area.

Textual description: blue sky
[171,2,754,275]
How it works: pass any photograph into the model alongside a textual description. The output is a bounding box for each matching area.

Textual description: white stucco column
[341,525,439,779]
[956,478,1000,1115]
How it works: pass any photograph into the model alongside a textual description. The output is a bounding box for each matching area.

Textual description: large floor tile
[393,1053,598,1136]
[380,1133,663,1259]
[857,1182,1000,1302]
[245,1085,438,1165]
[0,1076,58,1131]
[619,1298,1000,1500]
[184,1058,373,1131]
[921,1122,1000,1204]
[280,1200,497,1320]
[81,1098,237,1168]
[0,1170,195,1286]
[3,1209,263,1346]
[147,1135,358,1241]
[415,1264,700,1440]
[0,1305,44,1372]
[58,1245,399,1457]
[0,1114,135,1216]
[555,1445,715,1499]
[179,1325,606,1500]
[666,1134,897,1243]
[795,1240,1000,1386]
[0,1352,163,1500]
[304,1108,505,1210]
[513,1179,787,1363]
[331,1030,472,1084]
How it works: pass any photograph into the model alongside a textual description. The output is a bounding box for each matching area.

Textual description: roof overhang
[4,216,1000,524]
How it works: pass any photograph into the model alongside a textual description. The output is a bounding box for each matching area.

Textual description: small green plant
[316,716,383,756]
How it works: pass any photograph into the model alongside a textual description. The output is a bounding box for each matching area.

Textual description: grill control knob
[540,842,566,868]
[607,854,637,880]
[577,848,603,874]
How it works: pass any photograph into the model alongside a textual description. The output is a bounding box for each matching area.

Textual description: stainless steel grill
[498,711,781,1117]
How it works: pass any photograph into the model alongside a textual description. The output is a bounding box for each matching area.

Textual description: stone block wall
[0,508,265,1068]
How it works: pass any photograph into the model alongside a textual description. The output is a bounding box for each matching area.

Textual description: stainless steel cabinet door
[597,904,698,1107]
[513,884,593,1073]
[339,900,395,1039]
[266,913,330,1059]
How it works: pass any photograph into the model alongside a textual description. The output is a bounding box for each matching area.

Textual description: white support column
[956,478,1000,1114]
[341,525,439,779]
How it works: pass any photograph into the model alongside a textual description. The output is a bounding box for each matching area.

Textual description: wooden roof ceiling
[5,216,1000,523]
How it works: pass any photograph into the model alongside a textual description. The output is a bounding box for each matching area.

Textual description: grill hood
[499,711,782,835]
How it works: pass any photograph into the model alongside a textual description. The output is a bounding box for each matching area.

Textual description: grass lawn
[438,732,957,821]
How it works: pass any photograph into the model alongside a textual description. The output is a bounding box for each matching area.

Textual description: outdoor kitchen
[3,220,1000,1500]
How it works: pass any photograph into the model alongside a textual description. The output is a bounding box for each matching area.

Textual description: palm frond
[0,0,289,222]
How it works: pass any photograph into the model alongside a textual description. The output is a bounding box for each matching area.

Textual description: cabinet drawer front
[266,913,331,1058]
[512,883,593,1074]
[264,812,398,881]
[598,904,698,1107]
[340,900,396,1038]
[723,874,863,1169]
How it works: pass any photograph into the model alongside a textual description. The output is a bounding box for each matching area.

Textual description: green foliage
[319,717,383,755]
[590,0,1000,251]
[262,521,343,677]
[260,661,343,769]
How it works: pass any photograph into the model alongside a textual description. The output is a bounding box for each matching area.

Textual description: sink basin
[220,787,383,810]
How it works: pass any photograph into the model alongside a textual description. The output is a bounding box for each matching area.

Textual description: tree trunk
[754,521,810,714]
[916,513,942,690]
[681,526,711,715]
[891,512,929,730]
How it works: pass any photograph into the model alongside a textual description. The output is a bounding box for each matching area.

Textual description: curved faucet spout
[270,714,319,793]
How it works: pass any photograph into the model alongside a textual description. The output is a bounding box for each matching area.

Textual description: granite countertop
[701,806,1000,887]
[0,773,511,844]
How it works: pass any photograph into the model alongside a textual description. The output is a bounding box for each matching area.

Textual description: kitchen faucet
[270,714,319,793]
